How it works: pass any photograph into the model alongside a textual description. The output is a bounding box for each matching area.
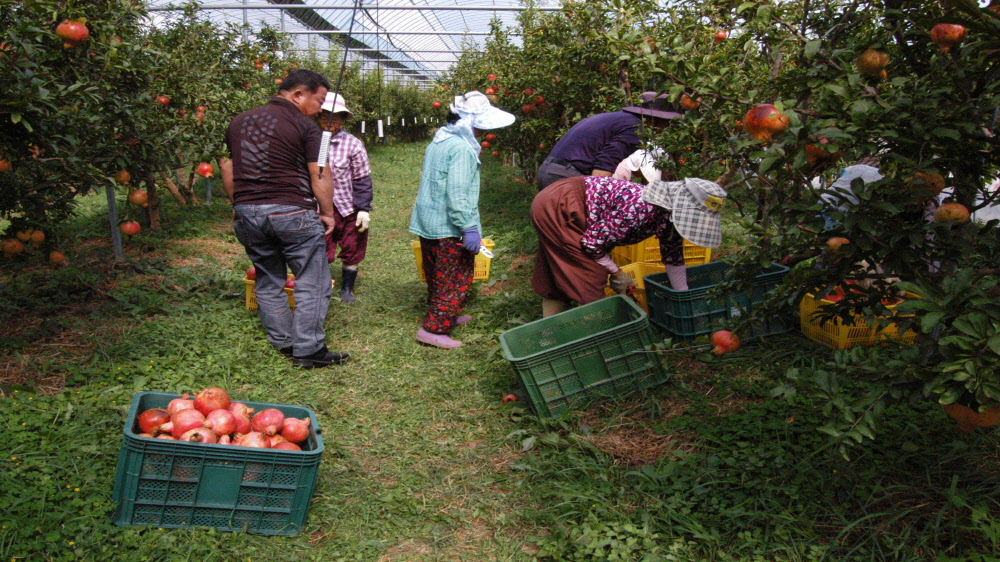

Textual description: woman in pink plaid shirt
[317,93,374,303]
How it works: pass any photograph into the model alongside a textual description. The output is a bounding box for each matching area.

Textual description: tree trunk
[145,172,161,230]
[160,171,187,205]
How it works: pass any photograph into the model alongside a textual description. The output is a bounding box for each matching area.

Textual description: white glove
[355,211,370,232]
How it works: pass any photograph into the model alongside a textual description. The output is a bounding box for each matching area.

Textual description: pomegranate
[55,20,89,48]
[856,48,889,79]
[119,221,141,236]
[156,434,176,440]
[805,138,842,170]
[273,442,302,451]
[245,267,256,281]
[0,159,10,173]
[196,163,214,178]
[930,23,966,53]
[714,30,728,43]
[907,171,946,201]
[251,408,285,435]
[138,408,171,435]
[180,427,218,444]
[49,251,67,266]
[218,434,232,445]
[502,394,518,403]
[487,73,497,81]
[522,104,533,114]
[826,237,850,251]
[232,412,252,435]
[229,401,255,417]
[128,190,148,207]
[679,94,701,110]
[164,408,206,438]
[156,95,170,107]
[934,202,970,223]
[203,408,237,436]
[1,239,24,258]
[481,140,491,149]
[193,386,231,415]
[285,276,296,289]
[485,87,495,95]
[235,432,271,448]
[743,104,789,142]
[28,230,44,244]
[167,395,194,416]
[485,133,497,142]
[114,170,131,185]
[15,230,31,243]
[269,434,289,446]
[710,330,741,355]
[194,112,205,124]
[432,101,441,108]
[280,417,310,443]
[138,433,154,438]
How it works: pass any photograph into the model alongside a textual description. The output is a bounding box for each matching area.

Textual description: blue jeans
[233,204,332,356]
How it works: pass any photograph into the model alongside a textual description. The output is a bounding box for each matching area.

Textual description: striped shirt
[580,176,685,265]
[409,135,481,239]
[326,130,372,216]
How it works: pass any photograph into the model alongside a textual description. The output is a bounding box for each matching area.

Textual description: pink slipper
[455,315,473,325]
[416,328,463,349]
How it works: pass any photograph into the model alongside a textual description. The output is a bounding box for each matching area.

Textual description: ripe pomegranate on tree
[679,94,701,110]
[934,202,970,223]
[196,163,214,178]
[930,23,966,53]
[156,95,170,107]
[0,159,10,173]
[1,239,25,258]
[742,104,789,142]
[856,48,889,80]
[714,30,728,43]
[55,20,89,49]
[114,170,131,185]
[119,221,141,236]
[128,190,148,207]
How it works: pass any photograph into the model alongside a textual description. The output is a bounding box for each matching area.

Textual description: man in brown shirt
[222,69,349,368]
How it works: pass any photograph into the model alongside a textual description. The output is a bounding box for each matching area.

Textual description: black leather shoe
[279,347,293,358]
[292,346,349,368]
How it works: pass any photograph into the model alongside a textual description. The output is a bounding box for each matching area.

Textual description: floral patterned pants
[420,237,474,334]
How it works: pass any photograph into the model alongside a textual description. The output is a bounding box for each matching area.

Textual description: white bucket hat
[620,148,665,183]
[451,91,515,130]
[321,93,353,118]
[642,178,727,248]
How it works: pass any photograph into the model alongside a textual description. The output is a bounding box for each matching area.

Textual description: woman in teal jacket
[409,91,514,349]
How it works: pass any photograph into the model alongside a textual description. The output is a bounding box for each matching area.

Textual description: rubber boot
[340,267,358,303]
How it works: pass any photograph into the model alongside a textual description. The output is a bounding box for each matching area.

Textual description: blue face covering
[432,112,481,160]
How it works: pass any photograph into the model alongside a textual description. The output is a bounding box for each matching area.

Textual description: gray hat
[621,91,683,121]
[642,178,727,248]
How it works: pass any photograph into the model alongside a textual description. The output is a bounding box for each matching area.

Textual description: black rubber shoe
[279,347,293,358]
[292,346,350,368]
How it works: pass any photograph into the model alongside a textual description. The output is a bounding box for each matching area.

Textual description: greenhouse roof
[147,0,561,84]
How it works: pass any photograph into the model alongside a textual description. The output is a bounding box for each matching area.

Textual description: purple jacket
[546,111,643,175]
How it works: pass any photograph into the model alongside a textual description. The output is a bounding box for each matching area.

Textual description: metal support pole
[106,184,124,260]
[205,177,212,205]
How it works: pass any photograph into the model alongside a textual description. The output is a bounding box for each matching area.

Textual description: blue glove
[461,227,481,253]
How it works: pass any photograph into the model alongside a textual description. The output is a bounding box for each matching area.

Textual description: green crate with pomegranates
[112,392,323,535]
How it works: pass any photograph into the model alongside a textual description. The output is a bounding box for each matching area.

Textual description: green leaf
[803,40,822,60]
[931,128,960,140]
[824,84,848,97]
[988,333,1000,356]
[11,113,21,124]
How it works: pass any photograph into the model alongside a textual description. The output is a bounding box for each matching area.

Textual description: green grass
[2,141,1000,561]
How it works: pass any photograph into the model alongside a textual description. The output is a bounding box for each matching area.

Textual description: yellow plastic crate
[602,261,665,312]
[412,239,494,282]
[799,291,919,349]
[244,275,336,312]
[610,237,712,267]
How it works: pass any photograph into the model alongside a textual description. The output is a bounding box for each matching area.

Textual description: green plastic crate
[644,261,790,340]
[112,392,324,535]
[499,295,668,418]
